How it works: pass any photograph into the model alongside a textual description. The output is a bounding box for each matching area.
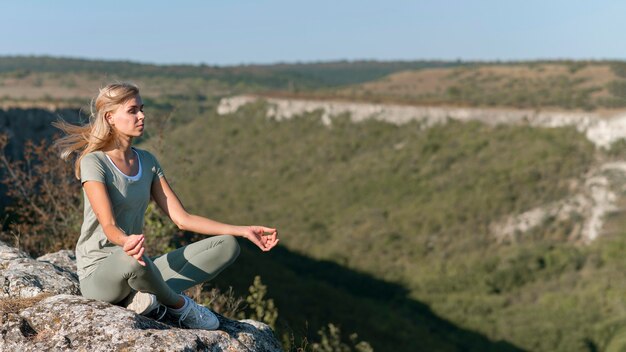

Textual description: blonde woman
[54,82,279,330]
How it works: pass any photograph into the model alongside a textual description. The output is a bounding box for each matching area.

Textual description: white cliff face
[217,95,626,244]
[217,95,626,149]
[586,115,626,149]
[490,164,626,244]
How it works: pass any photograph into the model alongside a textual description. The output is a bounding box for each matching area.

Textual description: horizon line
[2,53,626,68]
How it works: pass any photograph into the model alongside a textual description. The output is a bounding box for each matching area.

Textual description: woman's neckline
[103,147,142,180]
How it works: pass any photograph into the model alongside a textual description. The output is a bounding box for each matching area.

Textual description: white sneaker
[123,290,160,316]
[169,295,220,330]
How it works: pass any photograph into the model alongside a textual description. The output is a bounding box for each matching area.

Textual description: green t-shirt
[76,147,165,280]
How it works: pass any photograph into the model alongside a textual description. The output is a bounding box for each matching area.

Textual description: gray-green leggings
[79,235,240,306]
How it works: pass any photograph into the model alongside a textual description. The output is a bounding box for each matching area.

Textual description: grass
[0,293,51,315]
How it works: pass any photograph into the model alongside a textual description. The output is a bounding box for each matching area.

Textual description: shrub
[311,324,374,352]
[0,134,81,255]
[238,275,279,329]
[143,202,178,256]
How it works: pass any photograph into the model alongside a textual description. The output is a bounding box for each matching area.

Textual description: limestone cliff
[217,95,626,149]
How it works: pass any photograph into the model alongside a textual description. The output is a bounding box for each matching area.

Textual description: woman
[54,82,279,330]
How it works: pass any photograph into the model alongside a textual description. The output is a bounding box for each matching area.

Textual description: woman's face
[106,95,145,138]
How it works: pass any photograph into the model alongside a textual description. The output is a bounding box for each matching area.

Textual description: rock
[0,241,283,351]
[0,295,282,351]
[0,242,79,298]
[36,250,78,280]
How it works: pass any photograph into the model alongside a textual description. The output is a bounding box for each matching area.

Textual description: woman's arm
[82,181,147,265]
[151,176,279,251]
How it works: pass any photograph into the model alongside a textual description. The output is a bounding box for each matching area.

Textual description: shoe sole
[125,291,158,315]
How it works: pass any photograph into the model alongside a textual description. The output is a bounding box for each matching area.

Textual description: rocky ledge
[0,241,282,351]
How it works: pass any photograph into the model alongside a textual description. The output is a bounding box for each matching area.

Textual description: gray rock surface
[0,241,282,351]
[0,242,79,298]
[36,250,78,279]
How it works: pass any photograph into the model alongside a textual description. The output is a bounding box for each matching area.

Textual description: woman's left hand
[242,226,279,252]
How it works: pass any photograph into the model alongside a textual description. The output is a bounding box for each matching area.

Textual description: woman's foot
[122,290,159,316]
[168,295,219,330]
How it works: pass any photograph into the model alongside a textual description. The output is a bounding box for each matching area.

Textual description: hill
[0,55,461,105]
[262,61,626,110]
[140,99,626,351]
[5,56,626,111]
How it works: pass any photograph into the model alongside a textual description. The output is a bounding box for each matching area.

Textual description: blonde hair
[53,82,140,179]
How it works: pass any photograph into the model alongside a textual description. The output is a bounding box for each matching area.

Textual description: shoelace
[177,298,194,328]
[153,304,168,321]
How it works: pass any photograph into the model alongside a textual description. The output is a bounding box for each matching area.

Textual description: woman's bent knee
[202,235,240,265]
[221,235,240,262]
[80,274,132,304]
[122,254,149,273]
[78,251,163,304]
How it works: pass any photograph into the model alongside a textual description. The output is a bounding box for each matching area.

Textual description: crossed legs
[79,235,240,306]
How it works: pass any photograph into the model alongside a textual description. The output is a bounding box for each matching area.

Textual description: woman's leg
[152,235,240,293]
[80,248,181,306]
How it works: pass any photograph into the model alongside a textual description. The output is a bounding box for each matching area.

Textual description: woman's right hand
[123,234,146,266]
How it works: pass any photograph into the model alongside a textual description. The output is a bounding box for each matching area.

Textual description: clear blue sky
[2,0,625,66]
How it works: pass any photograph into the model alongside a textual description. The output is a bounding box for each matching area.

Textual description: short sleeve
[149,152,165,181]
[80,153,106,184]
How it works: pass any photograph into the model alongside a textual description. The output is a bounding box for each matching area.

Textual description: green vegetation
[310,323,373,352]
[440,75,598,109]
[155,100,594,272]
[241,275,279,329]
[135,100,626,351]
[0,56,462,92]
[0,134,81,253]
[317,62,625,110]
[5,56,626,111]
